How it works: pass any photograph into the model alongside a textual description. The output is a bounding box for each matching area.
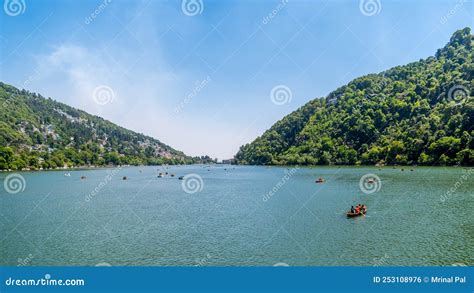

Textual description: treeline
[0,82,214,170]
[235,28,473,166]
[0,146,213,170]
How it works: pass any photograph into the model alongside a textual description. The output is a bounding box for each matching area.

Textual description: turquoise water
[1,165,472,266]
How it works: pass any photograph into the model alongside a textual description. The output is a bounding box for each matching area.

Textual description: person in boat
[350,206,355,213]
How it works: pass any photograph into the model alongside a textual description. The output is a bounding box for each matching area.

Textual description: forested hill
[0,83,210,170]
[235,28,473,166]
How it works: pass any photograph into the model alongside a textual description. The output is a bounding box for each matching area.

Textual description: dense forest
[235,28,473,166]
[0,83,215,170]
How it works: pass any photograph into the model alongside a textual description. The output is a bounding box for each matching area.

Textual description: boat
[122,176,127,180]
[315,177,325,183]
[178,176,184,180]
[158,174,163,178]
[346,211,365,218]
[64,173,71,177]
[346,207,367,218]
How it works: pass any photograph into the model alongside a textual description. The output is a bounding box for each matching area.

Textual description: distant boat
[170,174,175,177]
[122,176,127,180]
[347,206,367,218]
[64,173,71,177]
[346,210,366,218]
[80,176,86,179]
[158,175,163,178]
[178,176,184,180]
[315,178,325,183]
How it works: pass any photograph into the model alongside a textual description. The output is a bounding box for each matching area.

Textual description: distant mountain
[235,28,473,166]
[0,83,211,170]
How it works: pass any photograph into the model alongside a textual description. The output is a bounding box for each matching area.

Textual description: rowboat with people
[346,204,367,218]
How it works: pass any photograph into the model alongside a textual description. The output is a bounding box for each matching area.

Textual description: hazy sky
[0,0,472,159]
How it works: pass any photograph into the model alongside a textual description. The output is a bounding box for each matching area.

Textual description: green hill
[235,28,473,166]
[0,83,209,170]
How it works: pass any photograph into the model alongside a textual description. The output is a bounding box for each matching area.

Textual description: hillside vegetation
[235,28,473,166]
[0,83,213,170]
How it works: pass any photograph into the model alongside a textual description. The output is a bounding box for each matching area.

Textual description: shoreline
[0,164,471,173]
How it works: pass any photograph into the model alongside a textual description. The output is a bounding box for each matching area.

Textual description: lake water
[1,165,472,266]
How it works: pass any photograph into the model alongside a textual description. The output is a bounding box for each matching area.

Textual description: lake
[1,165,472,266]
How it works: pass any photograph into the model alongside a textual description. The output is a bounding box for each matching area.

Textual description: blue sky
[0,0,472,159]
